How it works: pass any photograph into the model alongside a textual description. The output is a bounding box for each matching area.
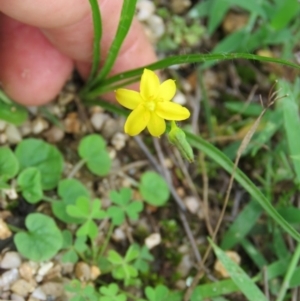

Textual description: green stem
[86,0,102,85]
[68,159,86,179]
[276,242,300,301]
[98,222,114,258]
[7,224,24,233]
[42,195,59,203]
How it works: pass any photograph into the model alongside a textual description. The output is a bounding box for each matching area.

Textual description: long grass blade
[85,53,300,97]
[86,0,102,84]
[209,238,268,301]
[186,132,300,242]
[91,0,137,84]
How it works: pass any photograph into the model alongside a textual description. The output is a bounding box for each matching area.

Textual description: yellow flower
[115,69,190,137]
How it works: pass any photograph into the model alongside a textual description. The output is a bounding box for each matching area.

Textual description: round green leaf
[52,179,89,224]
[78,134,111,176]
[15,139,63,190]
[0,147,19,181]
[14,213,63,262]
[17,167,43,203]
[139,172,170,206]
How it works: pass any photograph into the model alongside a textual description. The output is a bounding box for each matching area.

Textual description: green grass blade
[85,53,300,97]
[86,0,102,84]
[279,80,300,183]
[221,200,263,249]
[92,0,137,84]
[209,238,268,301]
[240,238,268,269]
[276,243,300,301]
[186,133,300,242]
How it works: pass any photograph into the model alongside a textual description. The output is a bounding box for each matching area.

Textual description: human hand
[0,0,156,106]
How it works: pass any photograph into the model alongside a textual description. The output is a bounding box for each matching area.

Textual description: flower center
[145,100,156,112]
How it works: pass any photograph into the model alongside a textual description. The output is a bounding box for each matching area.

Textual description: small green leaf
[107,188,143,225]
[99,283,127,301]
[17,167,43,203]
[67,197,106,239]
[0,147,19,181]
[15,139,63,190]
[67,196,90,218]
[77,220,98,238]
[139,172,170,206]
[125,244,139,262]
[0,91,28,125]
[62,249,79,264]
[14,213,63,262]
[52,179,89,224]
[108,250,124,265]
[78,134,111,176]
[133,244,154,273]
[62,229,73,248]
[145,285,169,301]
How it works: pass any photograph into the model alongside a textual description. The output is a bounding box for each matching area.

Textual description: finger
[0,14,73,105]
[0,0,156,71]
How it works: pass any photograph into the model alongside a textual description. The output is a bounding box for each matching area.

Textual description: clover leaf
[52,179,90,224]
[14,213,63,262]
[61,230,88,263]
[132,244,154,273]
[66,280,99,301]
[17,167,43,203]
[0,146,19,182]
[139,172,170,206]
[107,245,139,281]
[145,285,182,301]
[67,196,106,239]
[78,134,111,176]
[99,283,127,301]
[15,139,63,190]
[107,188,143,225]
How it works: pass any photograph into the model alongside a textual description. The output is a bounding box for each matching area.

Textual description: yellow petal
[156,102,190,121]
[140,69,160,100]
[115,89,142,110]
[147,113,166,137]
[124,104,150,136]
[157,79,176,101]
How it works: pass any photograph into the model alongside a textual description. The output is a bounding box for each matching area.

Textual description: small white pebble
[19,120,32,136]
[173,91,187,105]
[112,227,126,242]
[43,126,64,143]
[31,287,46,300]
[145,233,161,249]
[5,124,22,144]
[146,15,165,39]
[31,117,49,135]
[11,293,25,301]
[0,252,22,269]
[3,188,18,199]
[0,120,7,131]
[90,112,109,131]
[0,268,19,287]
[111,132,127,151]
[75,262,91,281]
[0,133,7,144]
[37,262,54,277]
[136,0,155,21]
[11,279,35,297]
[0,219,12,240]
[184,196,199,213]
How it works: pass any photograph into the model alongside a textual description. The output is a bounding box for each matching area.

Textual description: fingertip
[0,15,73,106]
